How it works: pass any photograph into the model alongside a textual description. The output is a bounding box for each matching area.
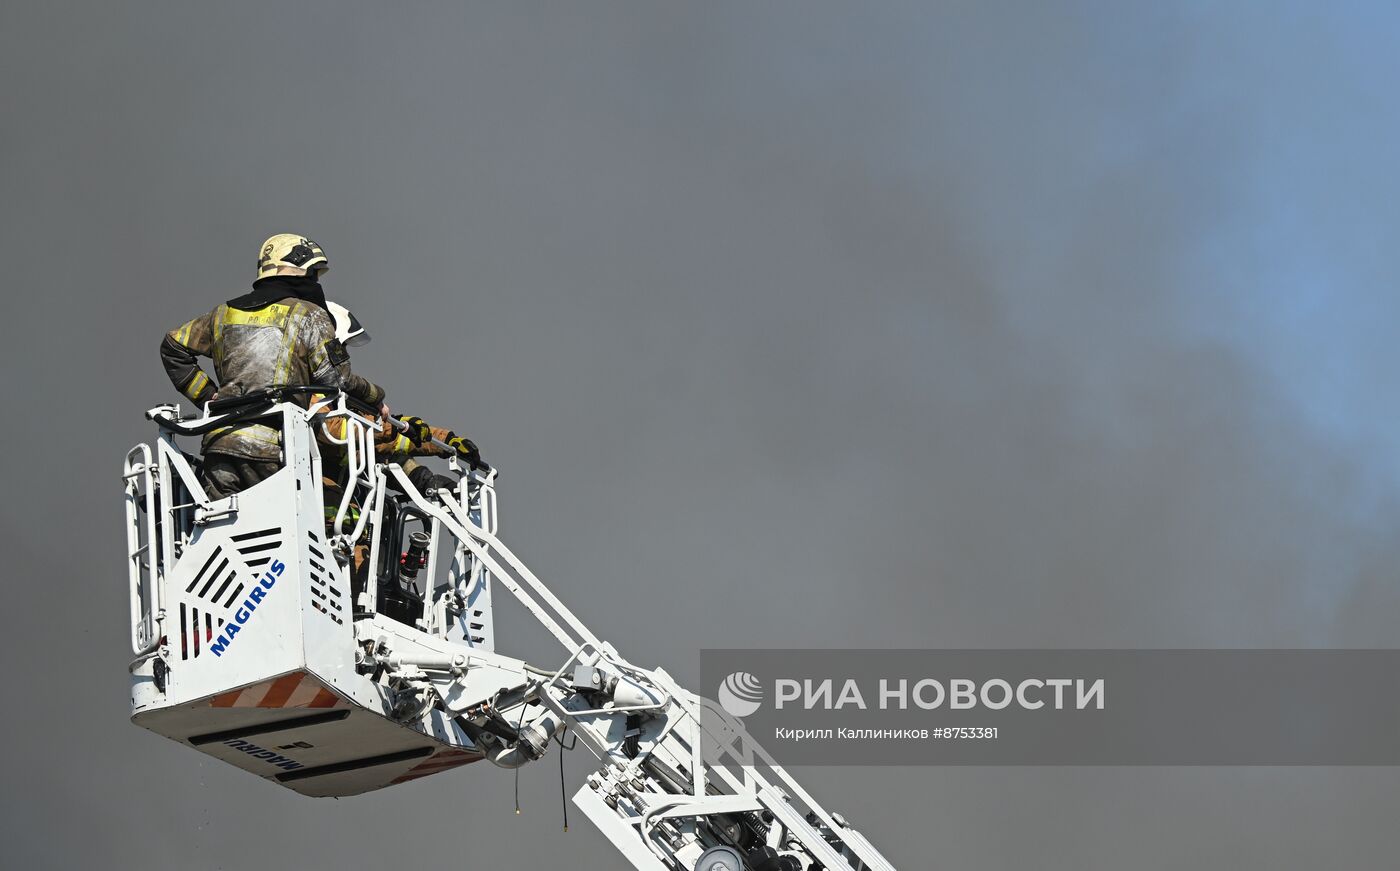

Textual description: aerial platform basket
[125,389,502,797]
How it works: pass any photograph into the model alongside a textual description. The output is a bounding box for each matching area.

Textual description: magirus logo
[718,671,764,717]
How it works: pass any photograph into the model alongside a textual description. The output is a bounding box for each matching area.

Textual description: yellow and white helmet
[256,233,328,279]
[327,300,370,347]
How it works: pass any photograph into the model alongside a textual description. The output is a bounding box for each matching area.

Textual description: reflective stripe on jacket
[161,296,386,461]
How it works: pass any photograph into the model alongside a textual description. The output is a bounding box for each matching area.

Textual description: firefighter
[316,301,485,602]
[159,233,389,499]
[318,300,485,520]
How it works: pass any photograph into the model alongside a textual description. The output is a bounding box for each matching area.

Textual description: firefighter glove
[445,432,484,470]
[396,415,432,446]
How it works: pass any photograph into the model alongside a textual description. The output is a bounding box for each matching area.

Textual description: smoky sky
[4,2,1400,869]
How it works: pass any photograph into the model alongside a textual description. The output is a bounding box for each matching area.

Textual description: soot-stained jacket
[160,276,386,462]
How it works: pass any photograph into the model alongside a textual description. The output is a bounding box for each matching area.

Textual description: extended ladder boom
[377,466,897,871]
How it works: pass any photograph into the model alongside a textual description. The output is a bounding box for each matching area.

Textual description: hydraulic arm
[367,464,898,871]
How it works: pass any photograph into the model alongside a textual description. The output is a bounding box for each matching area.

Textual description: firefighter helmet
[327,301,370,347]
[257,233,328,279]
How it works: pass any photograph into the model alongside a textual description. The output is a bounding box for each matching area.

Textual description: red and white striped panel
[207,671,344,709]
[390,748,482,784]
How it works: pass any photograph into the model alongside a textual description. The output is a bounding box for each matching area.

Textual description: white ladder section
[379,464,898,871]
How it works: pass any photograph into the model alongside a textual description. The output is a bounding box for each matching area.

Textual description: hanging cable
[514,698,528,815]
[556,728,570,832]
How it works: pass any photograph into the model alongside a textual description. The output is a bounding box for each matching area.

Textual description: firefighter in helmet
[159,233,390,498]
[318,300,485,525]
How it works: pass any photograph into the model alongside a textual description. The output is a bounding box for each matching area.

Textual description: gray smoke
[3,3,1400,869]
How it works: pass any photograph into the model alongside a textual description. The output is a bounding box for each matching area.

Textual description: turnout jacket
[161,277,386,462]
